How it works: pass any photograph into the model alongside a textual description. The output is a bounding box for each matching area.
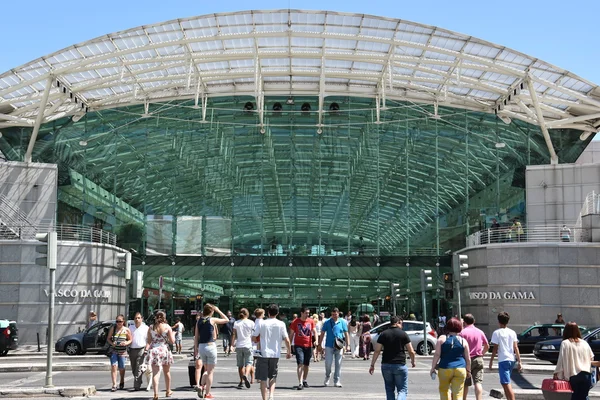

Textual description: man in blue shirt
[317,308,350,387]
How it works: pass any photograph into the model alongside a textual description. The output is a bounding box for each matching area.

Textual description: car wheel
[426,342,434,355]
[417,341,432,355]
[65,341,81,356]
[0,350,8,356]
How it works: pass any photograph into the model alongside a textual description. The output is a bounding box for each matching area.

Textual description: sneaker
[324,377,330,387]
[197,385,205,398]
[253,350,262,357]
[237,382,244,389]
[303,381,309,388]
[205,394,214,399]
[243,375,251,388]
[334,382,343,388]
[297,384,303,390]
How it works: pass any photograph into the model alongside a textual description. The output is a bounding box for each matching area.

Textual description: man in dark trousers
[221,310,235,356]
[490,218,501,243]
[368,316,416,400]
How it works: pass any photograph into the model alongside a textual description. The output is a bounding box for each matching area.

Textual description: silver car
[369,320,437,355]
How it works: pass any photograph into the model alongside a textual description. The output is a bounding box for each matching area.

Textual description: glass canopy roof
[1,10,600,133]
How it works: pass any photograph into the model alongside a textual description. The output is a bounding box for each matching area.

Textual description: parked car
[0,320,19,356]
[516,323,576,354]
[369,320,437,355]
[534,326,598,364]
[55,319,133,356]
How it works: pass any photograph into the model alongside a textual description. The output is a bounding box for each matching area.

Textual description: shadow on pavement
[512,372,538,390]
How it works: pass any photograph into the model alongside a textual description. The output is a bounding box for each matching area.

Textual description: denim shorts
[498,361,515,385]
[295,346,312,366]
[110,352,127,369]
[199,343,218,365]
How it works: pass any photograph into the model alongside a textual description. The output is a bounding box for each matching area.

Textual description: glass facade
[0,96,590,256]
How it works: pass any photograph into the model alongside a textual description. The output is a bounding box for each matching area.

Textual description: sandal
[166,390,173,397]
[111,386,117,392]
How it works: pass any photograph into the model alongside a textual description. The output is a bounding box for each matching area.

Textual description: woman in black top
[193,304,229,399]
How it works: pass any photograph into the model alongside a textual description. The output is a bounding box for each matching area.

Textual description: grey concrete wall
[526,163,600,225]
[577,141,600,164]
[0,161,57,225]
[460,242,600,338]
[0,240,127,344]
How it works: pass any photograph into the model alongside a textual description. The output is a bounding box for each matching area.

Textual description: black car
[0,320,19,356]
[516,324,571,354]
[534,326,599,364]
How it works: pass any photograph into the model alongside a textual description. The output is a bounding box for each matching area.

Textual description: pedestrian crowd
[101,308,592,400]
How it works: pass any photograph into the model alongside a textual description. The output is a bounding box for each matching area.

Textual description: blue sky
[1,0,598,85]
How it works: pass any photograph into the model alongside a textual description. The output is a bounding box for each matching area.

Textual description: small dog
[137,359,161,391]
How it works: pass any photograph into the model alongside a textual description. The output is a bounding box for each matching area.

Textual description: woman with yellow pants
[430,318,471,400]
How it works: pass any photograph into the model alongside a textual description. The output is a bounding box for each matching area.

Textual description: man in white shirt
[438,313,446,335]
[232,308,255,389]
[252,304,292,400]
[488,311,522,400]
[128,312,149,391]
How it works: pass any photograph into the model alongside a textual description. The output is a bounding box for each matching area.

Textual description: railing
[582,191,600,216]
[223,246,445,257]
[574,191,600,242]
[466,224,586,248]
[0,224,117,246]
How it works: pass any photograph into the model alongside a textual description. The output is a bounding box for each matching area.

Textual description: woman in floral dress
[145,311,175,399]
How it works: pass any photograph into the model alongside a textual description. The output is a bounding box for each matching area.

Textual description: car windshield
[521,326,554,336]
[584,327,600,340]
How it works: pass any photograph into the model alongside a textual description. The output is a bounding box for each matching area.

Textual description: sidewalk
[0,386,96,398]
[1,345,187,373]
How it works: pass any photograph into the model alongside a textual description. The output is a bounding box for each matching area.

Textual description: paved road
[3,353,600,400]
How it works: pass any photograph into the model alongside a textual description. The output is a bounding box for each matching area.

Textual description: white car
[369,320,437,355]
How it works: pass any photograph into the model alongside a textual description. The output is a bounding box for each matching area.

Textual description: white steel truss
[1,9,599,135]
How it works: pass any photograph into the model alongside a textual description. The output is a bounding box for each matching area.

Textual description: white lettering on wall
[468,291,535,300]
[43,288,111,304]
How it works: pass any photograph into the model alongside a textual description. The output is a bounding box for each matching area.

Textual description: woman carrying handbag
[107,314,132,392]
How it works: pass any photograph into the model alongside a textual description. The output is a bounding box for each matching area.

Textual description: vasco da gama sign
[468,291,536,300]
